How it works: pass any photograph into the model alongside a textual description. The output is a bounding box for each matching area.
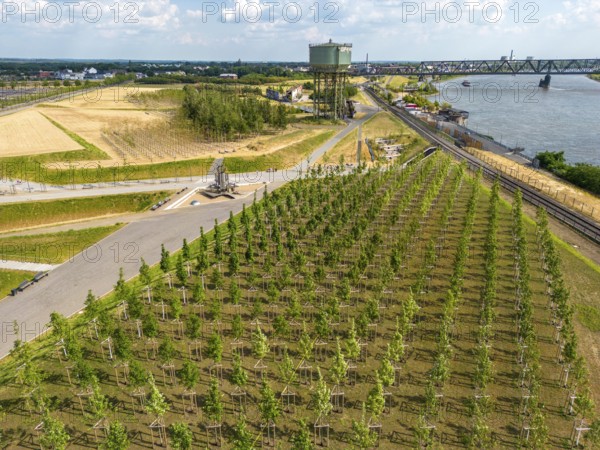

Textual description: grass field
[0,225,124,264]
[362,112,429,160]
[350,76,369,84]
[318,128,358,165]
[350,89,375,107]
[224,129,337,172]
[320,112,428,166]
[0,269,36,299]
[387,75,411,89]
[0,192,169,233]
[1,155,598,448]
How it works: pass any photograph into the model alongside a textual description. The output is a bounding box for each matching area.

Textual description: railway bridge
[365,58,600,87]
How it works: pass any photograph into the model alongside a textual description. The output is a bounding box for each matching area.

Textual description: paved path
[0,106,377,358]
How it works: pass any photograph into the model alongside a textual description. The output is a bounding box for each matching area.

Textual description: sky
[1,0,599,61]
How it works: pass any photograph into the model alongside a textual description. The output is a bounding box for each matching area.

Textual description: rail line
[364,87,600,244]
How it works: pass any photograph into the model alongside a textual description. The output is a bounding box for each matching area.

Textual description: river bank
[429,75,600,165]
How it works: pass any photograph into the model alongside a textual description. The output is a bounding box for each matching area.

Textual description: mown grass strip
[0,191,169,233]
[0,269,36,300]
[224,129,336,172]
[0,225,124,264]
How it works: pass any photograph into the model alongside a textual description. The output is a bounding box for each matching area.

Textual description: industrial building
[309,40,352,120]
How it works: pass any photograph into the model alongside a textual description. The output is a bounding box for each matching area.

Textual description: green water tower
[309,40,353,119]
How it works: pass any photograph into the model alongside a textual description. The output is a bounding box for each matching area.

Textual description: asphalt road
[0,105,376,358]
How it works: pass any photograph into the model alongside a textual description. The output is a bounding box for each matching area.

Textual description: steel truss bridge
[371,59,600,77]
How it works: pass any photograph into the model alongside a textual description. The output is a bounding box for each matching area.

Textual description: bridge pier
[539,74,551,88]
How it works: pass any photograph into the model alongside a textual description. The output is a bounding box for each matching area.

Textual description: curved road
[0,105,376,359]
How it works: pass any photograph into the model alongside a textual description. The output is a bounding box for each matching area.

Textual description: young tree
[114,268,130,303]
[185,314,202,340]
[142,313,159,339]
[291,419,314,450]
[245,239,255,264]
[158,336,176,364]
[378,346,395,388]
[299,323,314,361]
[430,352,450,387]
[49,312,69,340]
[312,369,332,420]
[229,279,241,305]
[231,416,256,450]
[73,358,94,388]
[182,239,191,261]
[178,359,200,390]
[84,290,100,319]
[206,332,223,364]
[176,254,187,286]
[287,291,302,320]
[228,251,240,275]
[469,400,493,448]
[586,419,600,446]
[102,421,130,450]
[169,422,193,450]
[139,258,152,286]
[209,297,222,322]
[251,326,270,361]
[351,403,378,450]
[231,314,243,340]
[112,326,132,360]
[474,344,493,389]
[192,281,206,305]
[203,377,224,422]
[346,318,361,362]
[366,376,385,421]
[258,381,280,425]
[230,353,248,388]
[210,267,224,291]
[389,318,405,363]
[213,219,223,261]
[197,246,210,274]
[528,408,548,448]
[39,411,70,450]
[413,414,434,448]
[279,348,297,386]
[330,338,348,386]
[128,361,149,389]
[199,226,209,252]
[160,244,171,274]
[145,375,169,418]
[89,378,110,420]
[127,293,144,321]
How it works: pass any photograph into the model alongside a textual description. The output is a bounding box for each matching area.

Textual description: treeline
[536,151,600,195]
[137,73,309,86]
[181,85,288,139]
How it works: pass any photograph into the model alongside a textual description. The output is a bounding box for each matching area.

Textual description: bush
[536,151,600,195]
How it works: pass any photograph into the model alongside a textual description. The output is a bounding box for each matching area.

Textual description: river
[429,75,600,165]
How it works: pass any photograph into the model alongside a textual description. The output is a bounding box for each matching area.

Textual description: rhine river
[430,75,600,165]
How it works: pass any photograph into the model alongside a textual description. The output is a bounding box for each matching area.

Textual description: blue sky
[1,0,599,61]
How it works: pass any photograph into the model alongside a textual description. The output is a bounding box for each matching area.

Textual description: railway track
[364,87,600,244]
